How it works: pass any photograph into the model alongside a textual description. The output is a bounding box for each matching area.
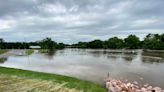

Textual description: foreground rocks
[105,77,164,92]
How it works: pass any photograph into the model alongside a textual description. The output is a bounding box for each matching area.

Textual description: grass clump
[39,49,48,53]
[0,49,8,54]
[25,49,34,55]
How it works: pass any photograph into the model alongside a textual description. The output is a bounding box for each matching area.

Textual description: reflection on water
[0,49,164,88]
[142,56,164,63]
[46,50,57,59]
[141,51,164,63]
[142,51,164,59]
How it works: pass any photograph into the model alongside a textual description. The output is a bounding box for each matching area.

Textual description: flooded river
[0,49,164,88]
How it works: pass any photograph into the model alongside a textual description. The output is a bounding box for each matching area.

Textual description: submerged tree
[0,38,4,43]
[143,34,164,50]
[107,37,124,49]
[87,40,103,48]
[76,42,88,48]
[38,37,65,50]
[124,35,140,49]
[39,38,57,49]
[0,38,4,49]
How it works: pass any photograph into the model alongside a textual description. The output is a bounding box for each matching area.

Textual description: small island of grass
[25,49,34,55]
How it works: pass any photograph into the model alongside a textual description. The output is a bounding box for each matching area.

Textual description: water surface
[0,49,164,88]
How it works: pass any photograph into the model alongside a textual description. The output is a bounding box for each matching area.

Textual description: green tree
[39,38,56,49]
[56,43,65,49]
[88,40,103,48]
[76,42,88,48]
[107,37,124,49]
[160,34,164,42]
[102,41,108,49]
[0,38,4,43]
[124,35,140,49]
[143,34,164,50]
[0,38,4,49]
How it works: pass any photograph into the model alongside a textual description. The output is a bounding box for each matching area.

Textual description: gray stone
[141,87,147,91]
[147,86,153,90]
[144,83,149,87]
[133,81,138,85]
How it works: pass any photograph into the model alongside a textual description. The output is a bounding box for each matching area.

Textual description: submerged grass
[39,49,48,53]
[25,49,34,55]
[0,49,8,54]
[0,67,106,92]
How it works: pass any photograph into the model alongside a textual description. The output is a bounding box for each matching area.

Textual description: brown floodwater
[0,49,164,88]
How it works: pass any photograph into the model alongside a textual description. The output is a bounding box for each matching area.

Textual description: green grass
[0,67,106,92]
[0,75,80,92]
[0,49,8,54]
[25,49,34,55]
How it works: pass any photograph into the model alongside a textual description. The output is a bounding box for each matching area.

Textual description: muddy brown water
[0,49,164,88]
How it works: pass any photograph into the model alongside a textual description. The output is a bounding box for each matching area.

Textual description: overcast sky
[0,0,164,43]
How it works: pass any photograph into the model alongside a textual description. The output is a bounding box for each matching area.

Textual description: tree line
[0,33,164,50]
[0,38,65,49]
[72,33,164,50]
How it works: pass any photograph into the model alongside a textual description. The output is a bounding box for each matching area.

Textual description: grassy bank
[25,49,34,55]
[0,49,8,54]
[0,67,106,92]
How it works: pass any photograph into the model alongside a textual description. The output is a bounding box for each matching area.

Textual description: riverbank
[0,67,106,92]
[105,77,164,92]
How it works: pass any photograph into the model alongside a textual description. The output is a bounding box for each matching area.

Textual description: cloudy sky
[0,0,164,43]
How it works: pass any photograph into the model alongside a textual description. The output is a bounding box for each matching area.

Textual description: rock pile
[105,77,164,92]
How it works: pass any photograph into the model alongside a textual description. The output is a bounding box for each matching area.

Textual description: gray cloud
[0,0,164,43]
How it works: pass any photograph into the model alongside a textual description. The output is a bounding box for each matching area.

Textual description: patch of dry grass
[0,75,82,92]
[0,67,106,92]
